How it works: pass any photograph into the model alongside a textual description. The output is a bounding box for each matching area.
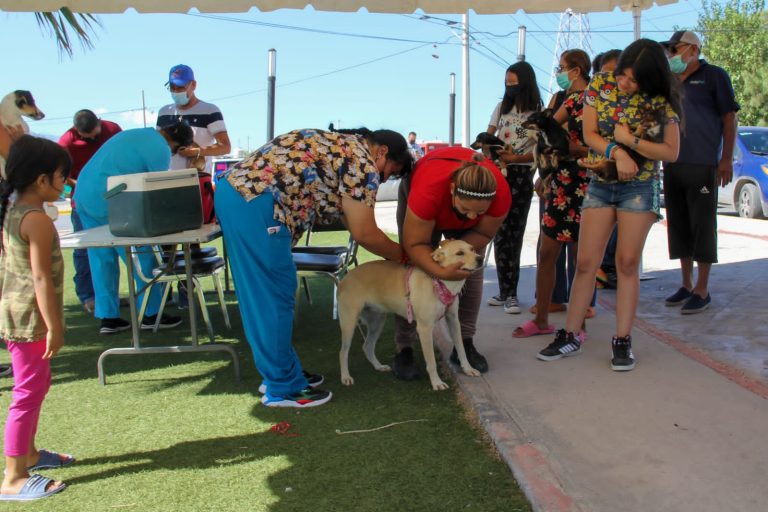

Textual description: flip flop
[513,320,556,338]
[28,450,75,471]
[0,474,67,501]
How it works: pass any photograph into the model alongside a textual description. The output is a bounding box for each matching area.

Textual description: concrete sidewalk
[374,199,768,512]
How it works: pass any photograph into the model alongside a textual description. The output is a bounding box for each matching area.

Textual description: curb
[435,332,582,512]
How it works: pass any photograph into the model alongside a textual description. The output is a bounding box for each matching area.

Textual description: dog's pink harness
[404,266,458,324]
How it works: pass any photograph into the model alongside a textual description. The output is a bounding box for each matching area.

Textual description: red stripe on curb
[598,296,768,400]
[512,444,577,512]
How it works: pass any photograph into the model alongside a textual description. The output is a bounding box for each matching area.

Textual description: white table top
[60,223,222,249]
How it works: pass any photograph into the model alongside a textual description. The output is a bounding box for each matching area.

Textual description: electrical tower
[547,9,594,98]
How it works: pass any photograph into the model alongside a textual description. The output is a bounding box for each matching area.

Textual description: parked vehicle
[719,126,768,219]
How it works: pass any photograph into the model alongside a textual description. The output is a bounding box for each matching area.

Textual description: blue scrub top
[73,128,171,220]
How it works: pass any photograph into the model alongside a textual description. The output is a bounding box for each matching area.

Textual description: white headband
[456,187,496,199]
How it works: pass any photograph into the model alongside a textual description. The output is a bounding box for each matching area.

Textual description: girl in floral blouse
[538,39,682,371]
[514,49,592,339]
[216,128,411,407]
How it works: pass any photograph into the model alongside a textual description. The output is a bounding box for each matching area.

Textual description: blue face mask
[171,91,189,106]
[556,71,573,90]
[668,55,687,74]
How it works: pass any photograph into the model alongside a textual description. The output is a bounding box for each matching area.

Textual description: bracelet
[196,148,202,158]
[604,142,617,159]
[631,137,640,149]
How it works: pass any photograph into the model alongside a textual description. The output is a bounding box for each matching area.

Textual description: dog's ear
[542,108,554,118]
[432,247,445,263]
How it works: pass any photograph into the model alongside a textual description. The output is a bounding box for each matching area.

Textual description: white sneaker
[503,296,521,314]
[487,294,506,306]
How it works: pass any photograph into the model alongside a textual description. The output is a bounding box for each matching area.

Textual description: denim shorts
[582,178,662,219]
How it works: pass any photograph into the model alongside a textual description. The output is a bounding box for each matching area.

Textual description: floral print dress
[225,129,380,244]
[541,90,590,243]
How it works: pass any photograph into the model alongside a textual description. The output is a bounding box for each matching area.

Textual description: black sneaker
[681,293,711,315]
[611,335,635,371]
[258,370,324,395]
[0,365,12,377]
[141,313,183,330]
[665,287,693,306]
[450,338,489,373]
[392,347,420,381]
[261,386,332,408]
[100,317,131,335]
[537,329,582,361]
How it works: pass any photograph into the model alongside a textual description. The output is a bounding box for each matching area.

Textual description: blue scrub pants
[77,210,163,320]
[214,179,308,397]
[70,208,95,304]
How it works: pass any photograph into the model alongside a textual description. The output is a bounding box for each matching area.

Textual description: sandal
[28,450,75,471]
[513,320,556,338]
[0,474,66,501]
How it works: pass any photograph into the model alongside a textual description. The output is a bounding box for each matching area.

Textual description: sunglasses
[668,43,690,55]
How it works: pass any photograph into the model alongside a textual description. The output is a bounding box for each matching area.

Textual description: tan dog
[1,90,45,178]
[337,239,483,391]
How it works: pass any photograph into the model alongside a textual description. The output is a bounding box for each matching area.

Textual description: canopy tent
[0,0,677,14]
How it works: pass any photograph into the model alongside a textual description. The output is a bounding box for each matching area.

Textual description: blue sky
[1,1,702,153]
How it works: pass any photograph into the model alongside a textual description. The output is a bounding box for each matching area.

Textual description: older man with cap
[660,30,739,314]
[156,64,231,225]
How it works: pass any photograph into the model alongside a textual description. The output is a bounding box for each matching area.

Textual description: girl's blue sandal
[28,450,75,471]
[0,474,67,501]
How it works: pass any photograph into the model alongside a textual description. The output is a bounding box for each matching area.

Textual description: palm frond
[34,8,101,58]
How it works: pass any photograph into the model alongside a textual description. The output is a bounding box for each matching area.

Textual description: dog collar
[404,266,458,324]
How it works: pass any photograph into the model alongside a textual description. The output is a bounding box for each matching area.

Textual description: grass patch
[0,233,530,511]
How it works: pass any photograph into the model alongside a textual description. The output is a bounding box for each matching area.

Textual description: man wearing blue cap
[157,64,231,224]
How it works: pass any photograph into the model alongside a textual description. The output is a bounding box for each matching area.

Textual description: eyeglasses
[554,65,570,73]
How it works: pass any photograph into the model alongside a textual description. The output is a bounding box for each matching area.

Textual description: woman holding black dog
[514,49,593,339]
[485,61,542,315]
[537,39,682,371]
[215,128,412,408]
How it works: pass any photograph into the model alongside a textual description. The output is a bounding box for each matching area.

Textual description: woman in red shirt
[392,146,511,379]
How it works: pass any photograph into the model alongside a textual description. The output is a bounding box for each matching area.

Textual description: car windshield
[739,130,768,156]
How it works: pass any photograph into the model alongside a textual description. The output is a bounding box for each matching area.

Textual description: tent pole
[462,11,470,148]
[517,25,527,61]
[633,2,641,40]
[449,72,456,146]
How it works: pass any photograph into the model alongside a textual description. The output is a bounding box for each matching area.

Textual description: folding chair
[132,245,231,342]
[292,216,358,319]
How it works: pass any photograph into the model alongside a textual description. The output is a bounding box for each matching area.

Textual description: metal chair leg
[213,271,231,329]
[193,277,215,342]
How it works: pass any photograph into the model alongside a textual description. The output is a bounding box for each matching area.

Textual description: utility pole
[141,90,147,128]
[267,49,276,141]
[461,11,470,147]
[448,73,456,146]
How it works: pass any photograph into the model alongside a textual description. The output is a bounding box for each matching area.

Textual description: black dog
[521,109,570,177]
[579,103,666,180]
[470,132,507,162]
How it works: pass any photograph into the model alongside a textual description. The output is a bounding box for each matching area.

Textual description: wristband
[632,137,640,149]
[196,148,202,158]
[604,142,617,159]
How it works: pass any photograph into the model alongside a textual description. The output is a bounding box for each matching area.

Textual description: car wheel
[738,183,764,219]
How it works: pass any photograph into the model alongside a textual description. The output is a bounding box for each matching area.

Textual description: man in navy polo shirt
[660,31,739,315]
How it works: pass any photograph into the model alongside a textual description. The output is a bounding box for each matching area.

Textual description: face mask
[505,84,521,98]
[668,55,687,74]
[171,91,190,106]
[556,71,573,90]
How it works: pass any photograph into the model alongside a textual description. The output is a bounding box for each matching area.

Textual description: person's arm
[613,121,679,164]
[583,103,639,180]
[22,212,64,359]
[178,131,232,159]
[461,214,504,254]
[341,196,401,261]
[498,150,533,164]
[402,208,472,281]
[716,111,737,187]
[0,124,24,159]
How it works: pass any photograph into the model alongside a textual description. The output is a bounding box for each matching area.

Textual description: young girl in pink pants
[0,135,75,501]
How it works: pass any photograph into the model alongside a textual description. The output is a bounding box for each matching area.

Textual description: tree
[34,8,100,58]
[697,0,768,126]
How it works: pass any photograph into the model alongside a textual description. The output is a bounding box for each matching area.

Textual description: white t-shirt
[489,102,536,165]
[156,100,227,174]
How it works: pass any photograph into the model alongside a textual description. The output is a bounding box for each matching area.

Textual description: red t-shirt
[407,146,511,231]
[58,120,122,209]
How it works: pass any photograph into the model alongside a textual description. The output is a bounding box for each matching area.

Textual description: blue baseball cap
[166,64,195,87]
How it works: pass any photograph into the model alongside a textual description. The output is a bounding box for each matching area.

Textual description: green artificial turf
[0,233,531,511]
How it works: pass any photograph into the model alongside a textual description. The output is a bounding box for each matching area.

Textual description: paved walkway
[374,199,768,512]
